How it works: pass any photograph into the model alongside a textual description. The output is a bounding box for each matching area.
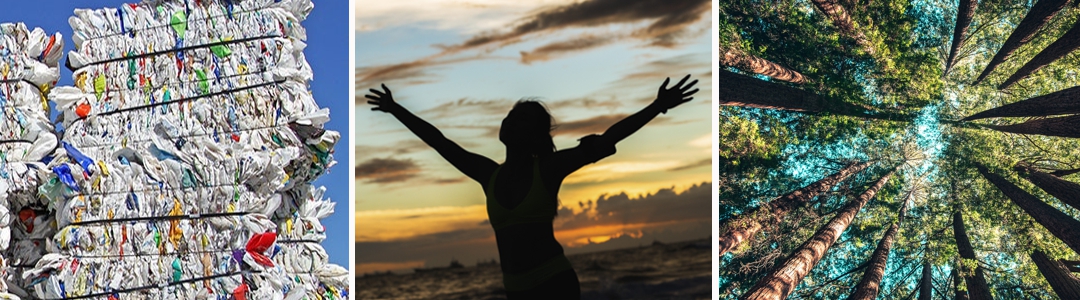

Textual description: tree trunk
[1050,168,1080,177]
[973,0,1070,85]
[1015,164,1080,210]
[1031,250,1080,299]
[919,261,933,300]
[740,169,895,300]
[953,268,970,300]
[999,20,1080,90]
[946,0,979,73]
[984,114,1080,138]
[848,189,911,300]
[719,161,871,256]
[717,70,914,121]
[809,0,875,55]
[977,164,1080,254]
[953,212,994,300]
[721,48,808,84]
[962,85,1080,120]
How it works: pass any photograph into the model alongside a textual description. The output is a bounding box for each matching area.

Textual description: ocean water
[357,238,712,299]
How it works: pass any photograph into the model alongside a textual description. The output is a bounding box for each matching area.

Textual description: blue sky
[0,0,350,267]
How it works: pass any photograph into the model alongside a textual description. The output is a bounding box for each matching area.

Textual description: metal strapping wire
[78,4,279,41]
[73,78,284,121]
[68,211,249,226]
[74,34,281,70]
[44,271,254,300]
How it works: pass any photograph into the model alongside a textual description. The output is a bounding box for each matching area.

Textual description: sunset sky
[355,0,713,274]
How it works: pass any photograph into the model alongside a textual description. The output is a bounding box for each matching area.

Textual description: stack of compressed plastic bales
[0,23,63,299]
[26,0,347,299]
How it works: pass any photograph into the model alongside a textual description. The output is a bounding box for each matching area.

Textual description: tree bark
[973,0,1070,85]
[721,48,808,84]
[977,164,1080,254]
[999,20,1080,90]
[984,114,1080,138]
[962,85,1080,120]
[953,268,970,300]
[740,169,895,300]
[1031,250,1080,299]
[719,161,871,256]
[1015,164,1080,210]
[809,0,875,55]
[1050,168,1080,177]
[952,212,994,300]
[919,261,933,300]
[717,70,914,121]
[946,0,980,73]
[848,189,911,300]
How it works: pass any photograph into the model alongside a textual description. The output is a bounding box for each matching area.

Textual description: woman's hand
[365,84,401,113]
[653,74,699,113]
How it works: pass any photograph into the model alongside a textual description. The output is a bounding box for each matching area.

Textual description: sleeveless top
[485,158,557,231]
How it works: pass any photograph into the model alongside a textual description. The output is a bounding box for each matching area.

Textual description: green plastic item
[211,43,233,58]
[195,69,209,95]
[171,11,187,38]
[93,75,106,99]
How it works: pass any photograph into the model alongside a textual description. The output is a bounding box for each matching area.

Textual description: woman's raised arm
[550,75,699,178]
[366,84,498,183]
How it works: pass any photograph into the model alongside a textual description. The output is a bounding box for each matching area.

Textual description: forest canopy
[719,0,1080,299]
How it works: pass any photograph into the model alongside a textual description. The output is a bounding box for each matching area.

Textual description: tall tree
[919,261,933,300]
[1015,164,1080,210]
[721,48,808,84]
[946,0,980,73]
[999,20,1080,89]
[717,70,913,121]
[719,161,872,256]
[953,268,970,300]
[962,85,1080,120]
[1030,250,1080,299]
[982,115,1080,138]
[740,169,895,300]
[809,0,875,55]
[848,188,912,300]
[977,164,1080,253]
[953,212,994,300]
[973,0,1071,85]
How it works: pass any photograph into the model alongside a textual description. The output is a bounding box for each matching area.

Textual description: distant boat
[414,259,465,273]
[476,259,499,267]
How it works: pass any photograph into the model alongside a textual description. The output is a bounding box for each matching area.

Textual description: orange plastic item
[76,103,91,118]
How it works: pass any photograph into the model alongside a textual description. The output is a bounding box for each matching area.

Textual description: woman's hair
[501,99,556,157]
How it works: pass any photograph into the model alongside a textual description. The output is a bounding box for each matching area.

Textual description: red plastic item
[232,283,248,300]
[76,103,91,118]
[245,232,277,267]
[18,209,34,232]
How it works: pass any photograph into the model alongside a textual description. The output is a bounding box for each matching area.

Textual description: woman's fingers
[381,84,393,96]
[681,79,699,92]
[683,88,700,97]
[368,88,385,96]
[673,74,690,89]
[364,94,382,101]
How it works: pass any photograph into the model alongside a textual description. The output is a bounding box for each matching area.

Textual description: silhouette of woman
[365,75,699,299]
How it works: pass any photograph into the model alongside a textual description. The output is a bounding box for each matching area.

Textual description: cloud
[667,158,711,172]
[446,0,710,52]
[355,205,491,242]
[355,0,710,88]
[564,160,685,184]
[355,157,421,183]
[355,1,577,33]
[520,34,618,64]
[554,182,711,231]
[355,140,431,157]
